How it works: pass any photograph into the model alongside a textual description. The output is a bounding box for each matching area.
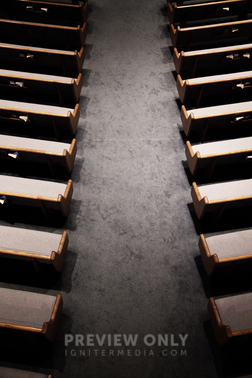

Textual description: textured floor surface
[1,1,252,377]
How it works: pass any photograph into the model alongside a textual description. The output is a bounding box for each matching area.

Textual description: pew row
[185,137,252,175]
[199,230,252,276]
[0,367,52,378]
[0,288,62,342]
[0,100,79,139]
[167,0,235,4]
[168,0,252,25]
[170,19,252,51]
[0,0,88,26]
[0,175,73,218]
[177,71,252,107]
[191,178,252,220]
[173,44,252,78]
[0,135,77,173]
[0,19,87,52]
[181,101,252,141]
[0,226,68,272]
[208,292,252,345]
[0,69,82,106]
[0,43,85,78]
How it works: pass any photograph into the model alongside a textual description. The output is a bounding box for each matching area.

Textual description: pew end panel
[75,47,85,74]
[68,103,80,135]
[181,105,194,136]
[82,0,89,23]
[42,293,63,342]
[185,141,201,175]
[191,182,209,220]
[64,138,77,173]
[58,179,73,217]
[208,297,233,345]
[199,234,219,276]
[72,73,83,103]
[167,2,176,24]
[51,231,69,272]
[173,48,184,74]
[170,24,179,48]
[177,74,189,103]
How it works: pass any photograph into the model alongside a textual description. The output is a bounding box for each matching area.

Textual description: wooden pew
[0,43,85,78]
[181,101,252,141]
[0,0,88,26]
[185,137,252,175]
[208,292,252,345]
[177,71,252,107]
[0,226,68,272]
[168,0,234,4]
[0,176,73,218]
[0,135,77,174]
[191,178,252,220]
[0,100,80,139]
[173,43,252,78]
[168,0,252,25]
[199,230,252,276]
[0,288,62,342]
[0,367,53,377]
[170,19,252,51]
[0,69,82,107]
[0,19,87,52]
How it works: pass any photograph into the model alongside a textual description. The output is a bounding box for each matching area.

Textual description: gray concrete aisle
[55,0,218,377]
[44,1,220,377]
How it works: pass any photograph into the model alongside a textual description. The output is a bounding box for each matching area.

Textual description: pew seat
[0,0,88,26]
[168,0,252,25]
[0,100,79,139]
[170,19,252,51]
[0,366,52,377]
[0,175,73,218]
[0,69,82,106]
[208,292,252,345]
[0,288,62,342]
[177,70,252,107]
[199,230,252,276]
[185,137,252,175]
[0,226,68,272]
[181,101,252,140]
[191,178,252,220]
[0,19,87,52]
[173,43,252,78]
[0,135,76,173]
[0,43,85,78]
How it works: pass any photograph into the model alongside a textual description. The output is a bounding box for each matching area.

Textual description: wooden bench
[0,226,68,272]
[185,137,252,175]
[173,43,252,78]
[177,71,252,107]
[0,135,77,174]
[0,69,82,106]
[168,0,252,25]
[191,178,252,220]
[208,292,252,345]
[0,176,73,218]
[0,288,62,342]
[0,0,88,26]
[0,100,79,139]
[170,19,252,51]
[181,101,252,141]
[0,367,53,377]
[168,0,234,4]
[0,43,85,78]
[0,19,87,52]
[199,230,252,276]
